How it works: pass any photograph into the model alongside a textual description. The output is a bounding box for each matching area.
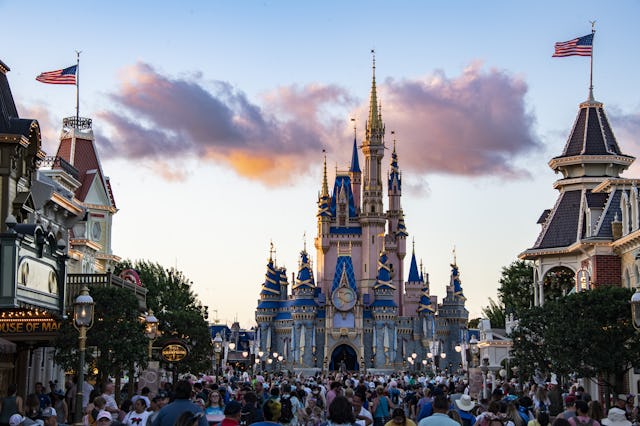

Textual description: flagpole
[589,21,596,101]
[75,50,81,123]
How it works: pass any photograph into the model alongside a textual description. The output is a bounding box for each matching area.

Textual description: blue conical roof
[374,251,395,290]
[260,259,281,296]
[388,144,401,190]
[396,215,408,238]
[407,250,421,283]
[293,250,315,291]
[350,137,361,173]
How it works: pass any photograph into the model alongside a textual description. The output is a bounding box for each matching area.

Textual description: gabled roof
[331,255,357,293]
[533,190,582,249]
[329,174,357,218]
[407,250,421,283]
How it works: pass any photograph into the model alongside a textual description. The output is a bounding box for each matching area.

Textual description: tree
[115,260,213,375]
[497,260,534,316]
[54,286,148,385]
[511,286,640,403]
[481,298,505,329]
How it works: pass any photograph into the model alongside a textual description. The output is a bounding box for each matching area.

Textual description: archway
[329,344,358,372]
[543,266,575,301]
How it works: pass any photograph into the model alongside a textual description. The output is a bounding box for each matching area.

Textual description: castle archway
[329,344,358,371]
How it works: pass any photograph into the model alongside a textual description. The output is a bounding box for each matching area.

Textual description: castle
[255,57,469,373]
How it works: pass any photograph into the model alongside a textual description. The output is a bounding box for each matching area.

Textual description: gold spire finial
[412,238,415,253]
[303,232,307,252]
[351,117,356,139]
[321,150,329,197]
[269,240,274,262]
[452,245,457,266]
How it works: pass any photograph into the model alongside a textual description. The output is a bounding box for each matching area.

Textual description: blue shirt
[417,402,433,422]
[152,399,208,426]
[418,413,461,426]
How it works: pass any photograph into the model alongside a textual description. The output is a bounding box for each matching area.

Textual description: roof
[331,255,357,293]
[350,137,361,173]
[533,190,582,249]
[374,251,395,290]
[292,250,315,292]
[329,174,357,218]
[259,260,282,296]
[388,144,401,191]
[407,251,421,283]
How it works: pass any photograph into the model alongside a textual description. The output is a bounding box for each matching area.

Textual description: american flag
[552,33,594,57]
[36,65,77,84]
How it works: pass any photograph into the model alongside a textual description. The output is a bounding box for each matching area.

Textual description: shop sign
[160,342,189,362]
[0,319,61,334]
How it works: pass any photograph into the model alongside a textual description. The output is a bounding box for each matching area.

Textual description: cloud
[610,108,640,176]
[95,61,540,185]
[15,103,60,155]
[376,62,540,178]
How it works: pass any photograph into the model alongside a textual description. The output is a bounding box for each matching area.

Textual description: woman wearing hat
[454,395,476,426]
[601,408,631,426]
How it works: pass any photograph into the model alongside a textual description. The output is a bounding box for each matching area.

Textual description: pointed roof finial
[321,150,329,197]
[269,240,275,262]
[350,118,361,173]
[452,245,457,266]
[303,231,307,252]
[412,238,415,253]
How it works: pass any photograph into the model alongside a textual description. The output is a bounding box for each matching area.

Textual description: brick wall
[592,255,622,288]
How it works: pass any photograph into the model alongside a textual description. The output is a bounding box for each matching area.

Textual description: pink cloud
[94,61,543,185]
[15,103,60,155]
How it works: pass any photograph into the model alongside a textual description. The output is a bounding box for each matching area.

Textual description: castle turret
[372,249,398,367]
[291,246,317,367]
[350,129,362,213]
[361,51,387,295]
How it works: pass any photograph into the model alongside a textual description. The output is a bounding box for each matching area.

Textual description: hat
[618,394,628,401]
[224,400,242,416]
[54,389,65,397]
[455,394,475,412]
[41,407,57,418]
[9,414,23,426]
[96,410,112,421]
[602,407,632,426]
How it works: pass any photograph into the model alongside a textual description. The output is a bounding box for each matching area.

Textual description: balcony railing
[63,116,92,130]
[66,273,147,311]
[39,156,80,180]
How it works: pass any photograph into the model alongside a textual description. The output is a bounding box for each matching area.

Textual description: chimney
[612,213,622,240]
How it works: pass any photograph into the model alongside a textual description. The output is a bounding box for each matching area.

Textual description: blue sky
[2,1,639,327]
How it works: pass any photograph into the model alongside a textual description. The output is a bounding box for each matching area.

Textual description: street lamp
[144,310,159,358]
[73,286,95,424]
[631,288,640,330]
[469,336,479,367]
[422,359,427,372]
[213,332,223,375]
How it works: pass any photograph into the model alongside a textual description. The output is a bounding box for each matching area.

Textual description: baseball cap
[96,410,112,421]
[41,408,57,418]
[9,414,23,426]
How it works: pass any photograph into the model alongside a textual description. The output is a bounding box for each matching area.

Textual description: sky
[2,1,640,328]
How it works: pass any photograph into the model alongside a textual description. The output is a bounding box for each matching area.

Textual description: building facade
[255,58,469,373]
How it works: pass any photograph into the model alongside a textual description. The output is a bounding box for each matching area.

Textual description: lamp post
[421,359,427,373]
[440,352,447,373]
[73,286,95,424]
[144,310,159,359]
[258,351,264,373]
[213,332,223,376]
[469,336,479,368]
[631,288,640,330]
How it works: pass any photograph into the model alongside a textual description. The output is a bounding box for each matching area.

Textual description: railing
[66,273,148,311]
[63,116,92,130]
[39,156,80,180]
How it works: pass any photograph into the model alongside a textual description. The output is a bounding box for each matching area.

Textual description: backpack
[280,396,294,424]
[390,388,400,405]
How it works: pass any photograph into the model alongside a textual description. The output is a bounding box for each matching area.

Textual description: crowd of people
[0,371,639,426]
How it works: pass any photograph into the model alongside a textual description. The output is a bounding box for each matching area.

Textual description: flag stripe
[552,33,593,57]
[36,65,77,85]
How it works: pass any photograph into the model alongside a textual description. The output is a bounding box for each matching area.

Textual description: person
[560,396,576,421]
[34,384,51,411]
[454,395,476,426]
[326,396,356,426]
[122,398,151,426]
[239,391,263,426]
[100,384,118,422]
[174,412,203,426]
[220,401,242,426]
[601,408,630,426]
[42,407,65,426]
[84,396,106,426]
[385,408,416,426]
[250,399,281,426]
[24,395,40,422]
[280,384,303,426]
[587,401,604,424]
[417,395,460,426]
[145,395,168,426]
[527,411,549,426]
[205,390,225,424]
[9,414,37,426]
[151,381,207,426]
[447,410,463,426]
[0,384,25,426]
[352,392,373,426]
[96,410,112,426]
[51,391,67,426]
[325,383,342,416]
[372,386,394,426]
[567,400,599,426]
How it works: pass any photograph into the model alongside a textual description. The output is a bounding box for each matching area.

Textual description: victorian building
[255,57,469,373]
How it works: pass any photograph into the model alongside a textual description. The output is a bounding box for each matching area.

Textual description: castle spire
[366,49,383,143]
[321,151,329,197]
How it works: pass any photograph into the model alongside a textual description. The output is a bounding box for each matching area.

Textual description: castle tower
[386,139,407,309]
[371,249,398,367]
[291,246,318,367]
[255,246,282,356]
[360,52,387,295]
[403,241,423,315]
[350,130,362,213]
